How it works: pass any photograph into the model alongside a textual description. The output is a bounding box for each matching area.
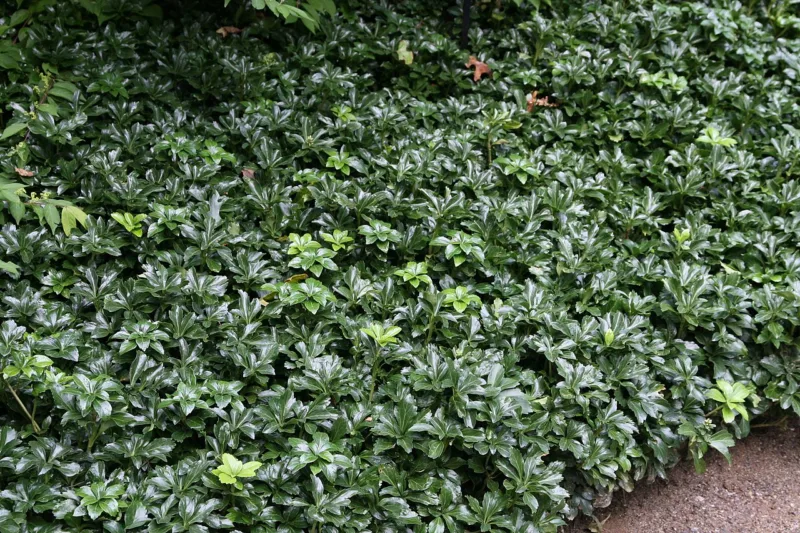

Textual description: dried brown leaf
[465,56,492,82]
[14,167,34,177]
[241,168,255,179]
[216,26,242,38]
[526,90,559,111]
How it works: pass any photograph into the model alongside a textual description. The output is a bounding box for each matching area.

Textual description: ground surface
[568,418,800,533]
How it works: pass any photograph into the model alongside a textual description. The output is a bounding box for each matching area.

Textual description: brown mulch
[566,417,800,533]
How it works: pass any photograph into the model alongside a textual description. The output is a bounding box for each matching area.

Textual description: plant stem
[368,348,380,404]
[425,313,437,344]
[23,77,54,144]
[751,416,788,429]
[786,159,796,179]
[704,405,722,418]
[87,421,104,452]
[2,376,41,434]
[11,17,32,45]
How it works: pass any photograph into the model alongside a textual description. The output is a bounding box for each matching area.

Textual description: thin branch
[22,77,54,144]
[1,376,41,434]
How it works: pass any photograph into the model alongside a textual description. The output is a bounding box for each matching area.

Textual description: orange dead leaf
[465,56,492,82]
[526,90,559,112]
[216,26,242,38]
[14,167,34,177]
[241,168,255,179]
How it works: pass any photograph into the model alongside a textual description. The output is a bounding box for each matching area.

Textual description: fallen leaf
[526,90,559,111]
[216,26,242,38]
[241,168,255,179]
[465,56,492,82]
[14,168,34,177]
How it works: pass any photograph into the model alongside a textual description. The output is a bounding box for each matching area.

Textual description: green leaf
[124,500,149,529]
[603,329,615,346]
[8,201,25,223]
[61,205,87,236]
[213,453,261,485]
[43,203,60,233]
[0,122,27,140]
[427,440,444,459]
[32,355,53,368]
[308,0,336,15]
[9,9,30,27]
[239,461,263,477]
[0,43,22,70]
[0,260,19,276]
[706,389,726,403]
[49,81,80,101]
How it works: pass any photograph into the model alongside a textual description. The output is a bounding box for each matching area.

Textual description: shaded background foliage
[1,0,800,531]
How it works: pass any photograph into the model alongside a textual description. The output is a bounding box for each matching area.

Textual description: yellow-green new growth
[212,453,263,490]
[706,380,756,424]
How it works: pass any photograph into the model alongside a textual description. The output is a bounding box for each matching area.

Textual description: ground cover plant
[1,0,800,531]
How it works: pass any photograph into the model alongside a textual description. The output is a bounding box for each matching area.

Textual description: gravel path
[568,417,800,533]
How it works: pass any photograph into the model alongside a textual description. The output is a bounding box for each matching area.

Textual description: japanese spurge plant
[287,233,320,255]
[0,0,798,531]
[212,453,263,490]
[431,231,485,266]
[678,419,735,473]
[75,482,126,520]
[321,229,353,251]
[361,323,402,347]
[110,212,147,237]
[288,245,338,276]
[442,286,481,313]
[706,380,756,423]
[273,277,336,314]
[696,126,737,147]
[394,261,432,288]
[359,219,401,252]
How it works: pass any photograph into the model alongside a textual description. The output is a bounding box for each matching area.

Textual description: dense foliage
[1,0,800,531]
[224,0,337,33]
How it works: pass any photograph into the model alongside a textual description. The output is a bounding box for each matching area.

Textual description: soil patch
[568,418,800,533]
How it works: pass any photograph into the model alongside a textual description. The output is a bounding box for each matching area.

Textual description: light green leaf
[397,40,413,65]
[239,461,263,477]
[603,329,615,346]
[61,205,88,236]
[0,122,27,140]
[0,260,19,276]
